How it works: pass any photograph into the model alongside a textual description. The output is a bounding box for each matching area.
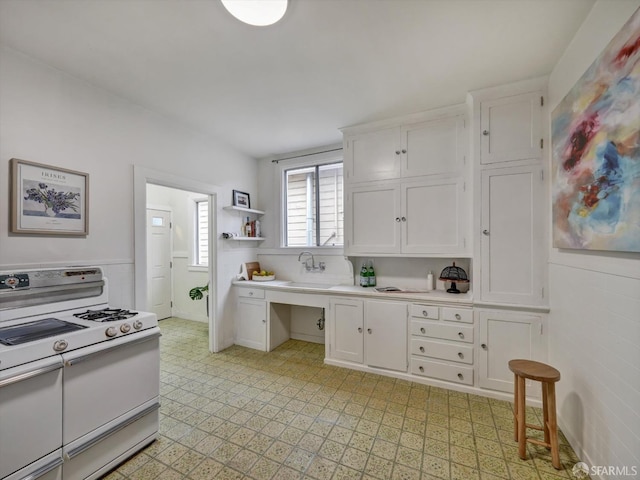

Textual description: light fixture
[220,0,288,26]
[439,262,469,294]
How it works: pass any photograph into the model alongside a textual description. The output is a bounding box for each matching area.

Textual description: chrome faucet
[298,251,325,272]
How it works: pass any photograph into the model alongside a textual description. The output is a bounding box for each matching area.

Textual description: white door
[478,310,545,395]
[147,208,172,320]
[329,298,364,363]
[480,91,543,165]
[345,127,401,183]
[402,178,465,254]
[480,166,544,305]
[364,300,407,372]
[345,183,401,254]
[401,114,465,177]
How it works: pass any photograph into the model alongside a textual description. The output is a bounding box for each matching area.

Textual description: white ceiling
[0,0,595,159]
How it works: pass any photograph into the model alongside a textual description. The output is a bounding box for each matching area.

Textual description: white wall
[0,46,259,338]
[547,1,640,476]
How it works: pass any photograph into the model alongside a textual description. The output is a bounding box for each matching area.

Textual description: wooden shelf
[223,205,265,215]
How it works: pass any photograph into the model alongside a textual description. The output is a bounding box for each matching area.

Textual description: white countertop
[232,279,473,306]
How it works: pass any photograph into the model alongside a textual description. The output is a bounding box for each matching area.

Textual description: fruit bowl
[252,274,275,282]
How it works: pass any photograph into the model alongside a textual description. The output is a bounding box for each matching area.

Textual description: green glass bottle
[360,263,369,287]
[367,261,376,287]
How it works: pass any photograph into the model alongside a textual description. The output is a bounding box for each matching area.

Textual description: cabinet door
[329,298,363,363]
[401,114,465,177]
[402,178,465,254]
[481,166,544,305]
[478,310,545,394]
[345,183,401,254]
[364,300,407,372]
[236,298,267,351]
[345,127,401,183]
[480,91,543,165]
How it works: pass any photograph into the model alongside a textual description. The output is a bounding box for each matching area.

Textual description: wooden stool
[508,359,561,469]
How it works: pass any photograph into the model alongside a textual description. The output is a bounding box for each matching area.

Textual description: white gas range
[0,267,160,480]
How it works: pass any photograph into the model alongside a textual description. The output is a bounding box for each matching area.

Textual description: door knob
[482,229,490,236]
[483,130,489,136]
[395,217,401,222]
[358,327,363,333]
[367,328,372,334]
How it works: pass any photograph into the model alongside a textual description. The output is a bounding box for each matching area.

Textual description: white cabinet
[343,112,466,183]
[346,177,465,255]
[364,300,408,372]
[328,298,364,363]
[480,165,544,305]
[328,298,407,372]
[410,304,474,386]
[478,310,546,394]
[480,91,543,165]
[235,288,267,350]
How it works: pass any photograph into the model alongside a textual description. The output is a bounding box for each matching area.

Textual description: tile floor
[104,318,585,480]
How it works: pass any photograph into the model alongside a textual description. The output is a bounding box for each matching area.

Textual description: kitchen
[1,1,639,480]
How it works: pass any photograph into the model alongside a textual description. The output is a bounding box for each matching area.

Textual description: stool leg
[517,375,527,460]
[542,381,550,447]
[513,373,519,442]
[547,382,561,469]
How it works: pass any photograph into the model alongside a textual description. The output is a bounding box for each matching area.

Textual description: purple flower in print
[24,183,80,215]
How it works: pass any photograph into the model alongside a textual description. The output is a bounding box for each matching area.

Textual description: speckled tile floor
[102,318,585,480]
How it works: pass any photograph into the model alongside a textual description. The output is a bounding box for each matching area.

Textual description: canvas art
[551,8,640,252]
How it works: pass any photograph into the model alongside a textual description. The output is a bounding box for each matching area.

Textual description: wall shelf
[229,236,265,241]
[223,205,265,215]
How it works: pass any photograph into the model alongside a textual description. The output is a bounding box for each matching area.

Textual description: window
[284,161,343,247]
[195,199,209,266]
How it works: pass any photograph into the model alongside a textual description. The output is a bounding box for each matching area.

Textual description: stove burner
[73,308,138,322]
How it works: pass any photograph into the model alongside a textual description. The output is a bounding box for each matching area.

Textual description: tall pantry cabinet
[469,77,549,395]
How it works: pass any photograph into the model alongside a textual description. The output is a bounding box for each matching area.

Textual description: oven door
[61,327,160,444]
[0,356,63,479]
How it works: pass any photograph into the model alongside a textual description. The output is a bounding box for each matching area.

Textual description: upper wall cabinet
[342,108,467,184]
[479,91,543,166]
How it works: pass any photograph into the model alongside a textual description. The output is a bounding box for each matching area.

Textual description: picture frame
[232,189,250,209]
[10,158,89,236]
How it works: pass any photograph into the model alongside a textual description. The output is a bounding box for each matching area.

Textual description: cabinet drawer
[236,288,265,299]
[411,358,474,385]
[441,307,472,324]
[411,339,473,364]
[409,304,439,320]
[411,320,473,343]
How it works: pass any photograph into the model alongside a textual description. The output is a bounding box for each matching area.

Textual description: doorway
[133,166,220,352]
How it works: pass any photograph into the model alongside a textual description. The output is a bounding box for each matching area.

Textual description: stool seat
[508,359,561,470]
[509,359,560,383]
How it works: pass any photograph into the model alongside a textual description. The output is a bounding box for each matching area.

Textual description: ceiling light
[220,0,288,26]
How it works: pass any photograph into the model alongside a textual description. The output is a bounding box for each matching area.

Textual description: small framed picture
[10,158,89,236]
[232,190,250,208]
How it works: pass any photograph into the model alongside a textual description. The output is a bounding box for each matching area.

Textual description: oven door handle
[0,357,63,388]
[64,402,160,460]
[17,455,63,480]
[63,328,161,367]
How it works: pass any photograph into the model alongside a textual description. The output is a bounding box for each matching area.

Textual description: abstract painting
[551,7,640,252]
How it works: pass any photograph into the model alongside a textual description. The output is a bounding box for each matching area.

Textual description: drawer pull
[455,313,461,320]
[458,332,464,339]
[457,373,464,380]
[422,310,428,317]
[419,346,425,353]
[420,327,426,334]
[458,352,464,359]
[367,328,372,334]
[481,343,487,350]
[419,366,424,372]
[249,291,254,296]
[262,319,266,323]
[358,327,363,333]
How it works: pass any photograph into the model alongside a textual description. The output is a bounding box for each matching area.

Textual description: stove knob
[133,320,143,330]
[105,326,118,338]
[120,323,131,333]
[53,340,68,352]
